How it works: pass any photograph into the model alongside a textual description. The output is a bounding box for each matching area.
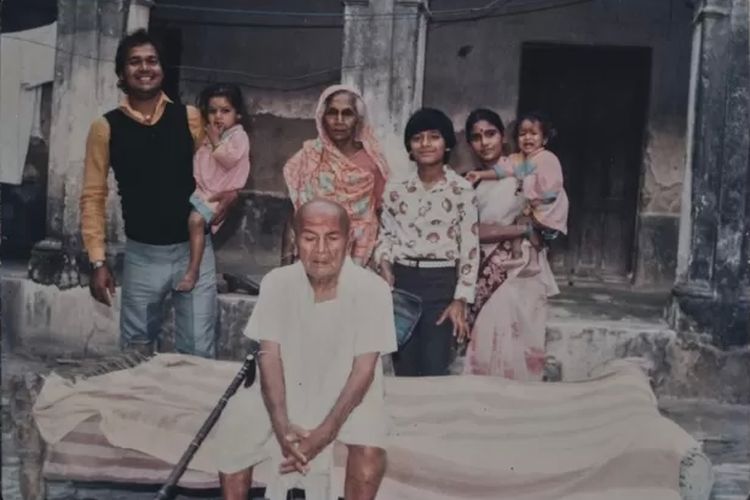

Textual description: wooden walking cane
[155,340,262,500]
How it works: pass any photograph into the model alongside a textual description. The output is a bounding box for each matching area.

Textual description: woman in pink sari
[281,84,390,267]
[462,109,568,380]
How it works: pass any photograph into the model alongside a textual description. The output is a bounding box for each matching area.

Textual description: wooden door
[518,43,651,283]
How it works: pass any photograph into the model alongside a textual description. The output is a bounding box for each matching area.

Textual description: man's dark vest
[105,102,195,245]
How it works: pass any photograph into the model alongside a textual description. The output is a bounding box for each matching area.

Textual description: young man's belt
[394,257,456,269]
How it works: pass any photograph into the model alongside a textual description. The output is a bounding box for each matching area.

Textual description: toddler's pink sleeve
[213,129,250,171]
[525,151,563,203]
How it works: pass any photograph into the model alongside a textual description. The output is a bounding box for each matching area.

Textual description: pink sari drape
[283,85,390,263]
[464,177,561,380]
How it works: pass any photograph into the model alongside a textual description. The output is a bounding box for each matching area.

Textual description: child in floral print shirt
[375,108,479,377]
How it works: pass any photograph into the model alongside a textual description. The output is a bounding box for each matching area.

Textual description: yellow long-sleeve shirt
[79,92,203,262]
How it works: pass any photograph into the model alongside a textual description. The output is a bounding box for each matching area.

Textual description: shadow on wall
[1,137,49,260]
[210,113,316,277]
[213,191,294,278]
[244,113,317,194]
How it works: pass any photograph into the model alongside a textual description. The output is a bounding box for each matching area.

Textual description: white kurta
[213,258,397,499]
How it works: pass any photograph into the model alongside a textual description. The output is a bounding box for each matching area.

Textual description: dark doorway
[1,0,57,33]
[148,19,183,102]
[518,43,651,283]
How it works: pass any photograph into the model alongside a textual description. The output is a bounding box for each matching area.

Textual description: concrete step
[2,275,748,403]
[0,274,259,361]
[546,284,671,381]
[545,286,750,403]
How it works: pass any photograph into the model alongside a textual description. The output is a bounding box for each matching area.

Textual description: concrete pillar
[46,0,152,247]
[33,0,151,286]
[341,0,428,178]
[670,0,750,347]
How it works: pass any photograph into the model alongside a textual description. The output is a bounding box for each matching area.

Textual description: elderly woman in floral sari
[281,84,390,267]
[462,108,568,380]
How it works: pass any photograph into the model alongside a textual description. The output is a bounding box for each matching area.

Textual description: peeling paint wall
[47,0,125,248]
[1,83,52,258]
[149,1,344,272]
[150,0,345,196]
[341,0,428,178]
[45,0,150,257]
[422,0,692,285]
[640,120,686,214]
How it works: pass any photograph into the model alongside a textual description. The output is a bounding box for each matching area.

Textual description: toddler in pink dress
[465,111,568,271]
[176,84,251,292]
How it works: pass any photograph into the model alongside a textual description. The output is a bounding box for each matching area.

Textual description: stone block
[159,293,259,361]
[669,286,750,348]
[1,276,259,361]
[216,294,258,361]
[655,334,750,404]
[4,274,748,402]
[544,319,675,382]
[27,239,65,286]
[214,191,294,277]
[547,319,750,404]
[1,276,120,357]
[634,214,679,286]
[6,373,47,500]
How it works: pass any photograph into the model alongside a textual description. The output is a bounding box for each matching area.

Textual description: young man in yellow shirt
[80,29,237,357]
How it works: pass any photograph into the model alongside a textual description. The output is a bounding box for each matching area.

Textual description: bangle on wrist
[492,164,507,178]
[91,260,105,270]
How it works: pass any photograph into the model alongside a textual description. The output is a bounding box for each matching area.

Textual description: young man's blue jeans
[120,238,217,357]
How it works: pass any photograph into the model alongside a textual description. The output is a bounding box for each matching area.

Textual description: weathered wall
[149,0,344,272]
[1,84,52,259]
[45,0,152,261]
[671,0,750,347]
[4,273,748,402]
[422,0,693,286]
[0,275,259,361]
[341,0,428,178]
[149,0,344,194]
[47,0,124,248]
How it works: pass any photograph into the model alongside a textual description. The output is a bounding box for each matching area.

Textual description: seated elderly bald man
[215,198,397,500]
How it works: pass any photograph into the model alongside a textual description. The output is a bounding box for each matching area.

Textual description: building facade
[9,0,750,346]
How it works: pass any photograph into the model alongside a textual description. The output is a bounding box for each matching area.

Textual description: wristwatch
[91,260,105,270]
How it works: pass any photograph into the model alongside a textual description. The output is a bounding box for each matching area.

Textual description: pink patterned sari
[283,85,390,264]
[464,177,560,380]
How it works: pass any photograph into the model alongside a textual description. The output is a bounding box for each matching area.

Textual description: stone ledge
[3,275,748,403]
[669,284,750,347]
[631,333,750,404]
[546,318,750,404]
[0,276,259,361]
[545,319,673,382]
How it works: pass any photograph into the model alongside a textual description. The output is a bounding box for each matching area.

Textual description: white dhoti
[212,258,397,500]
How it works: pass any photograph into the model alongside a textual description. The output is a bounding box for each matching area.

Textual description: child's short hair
[404,108,456,164]
[197,83,248,129]
[516,110,556,141]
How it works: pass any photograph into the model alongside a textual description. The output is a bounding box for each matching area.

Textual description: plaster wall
[423,0,693,285]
